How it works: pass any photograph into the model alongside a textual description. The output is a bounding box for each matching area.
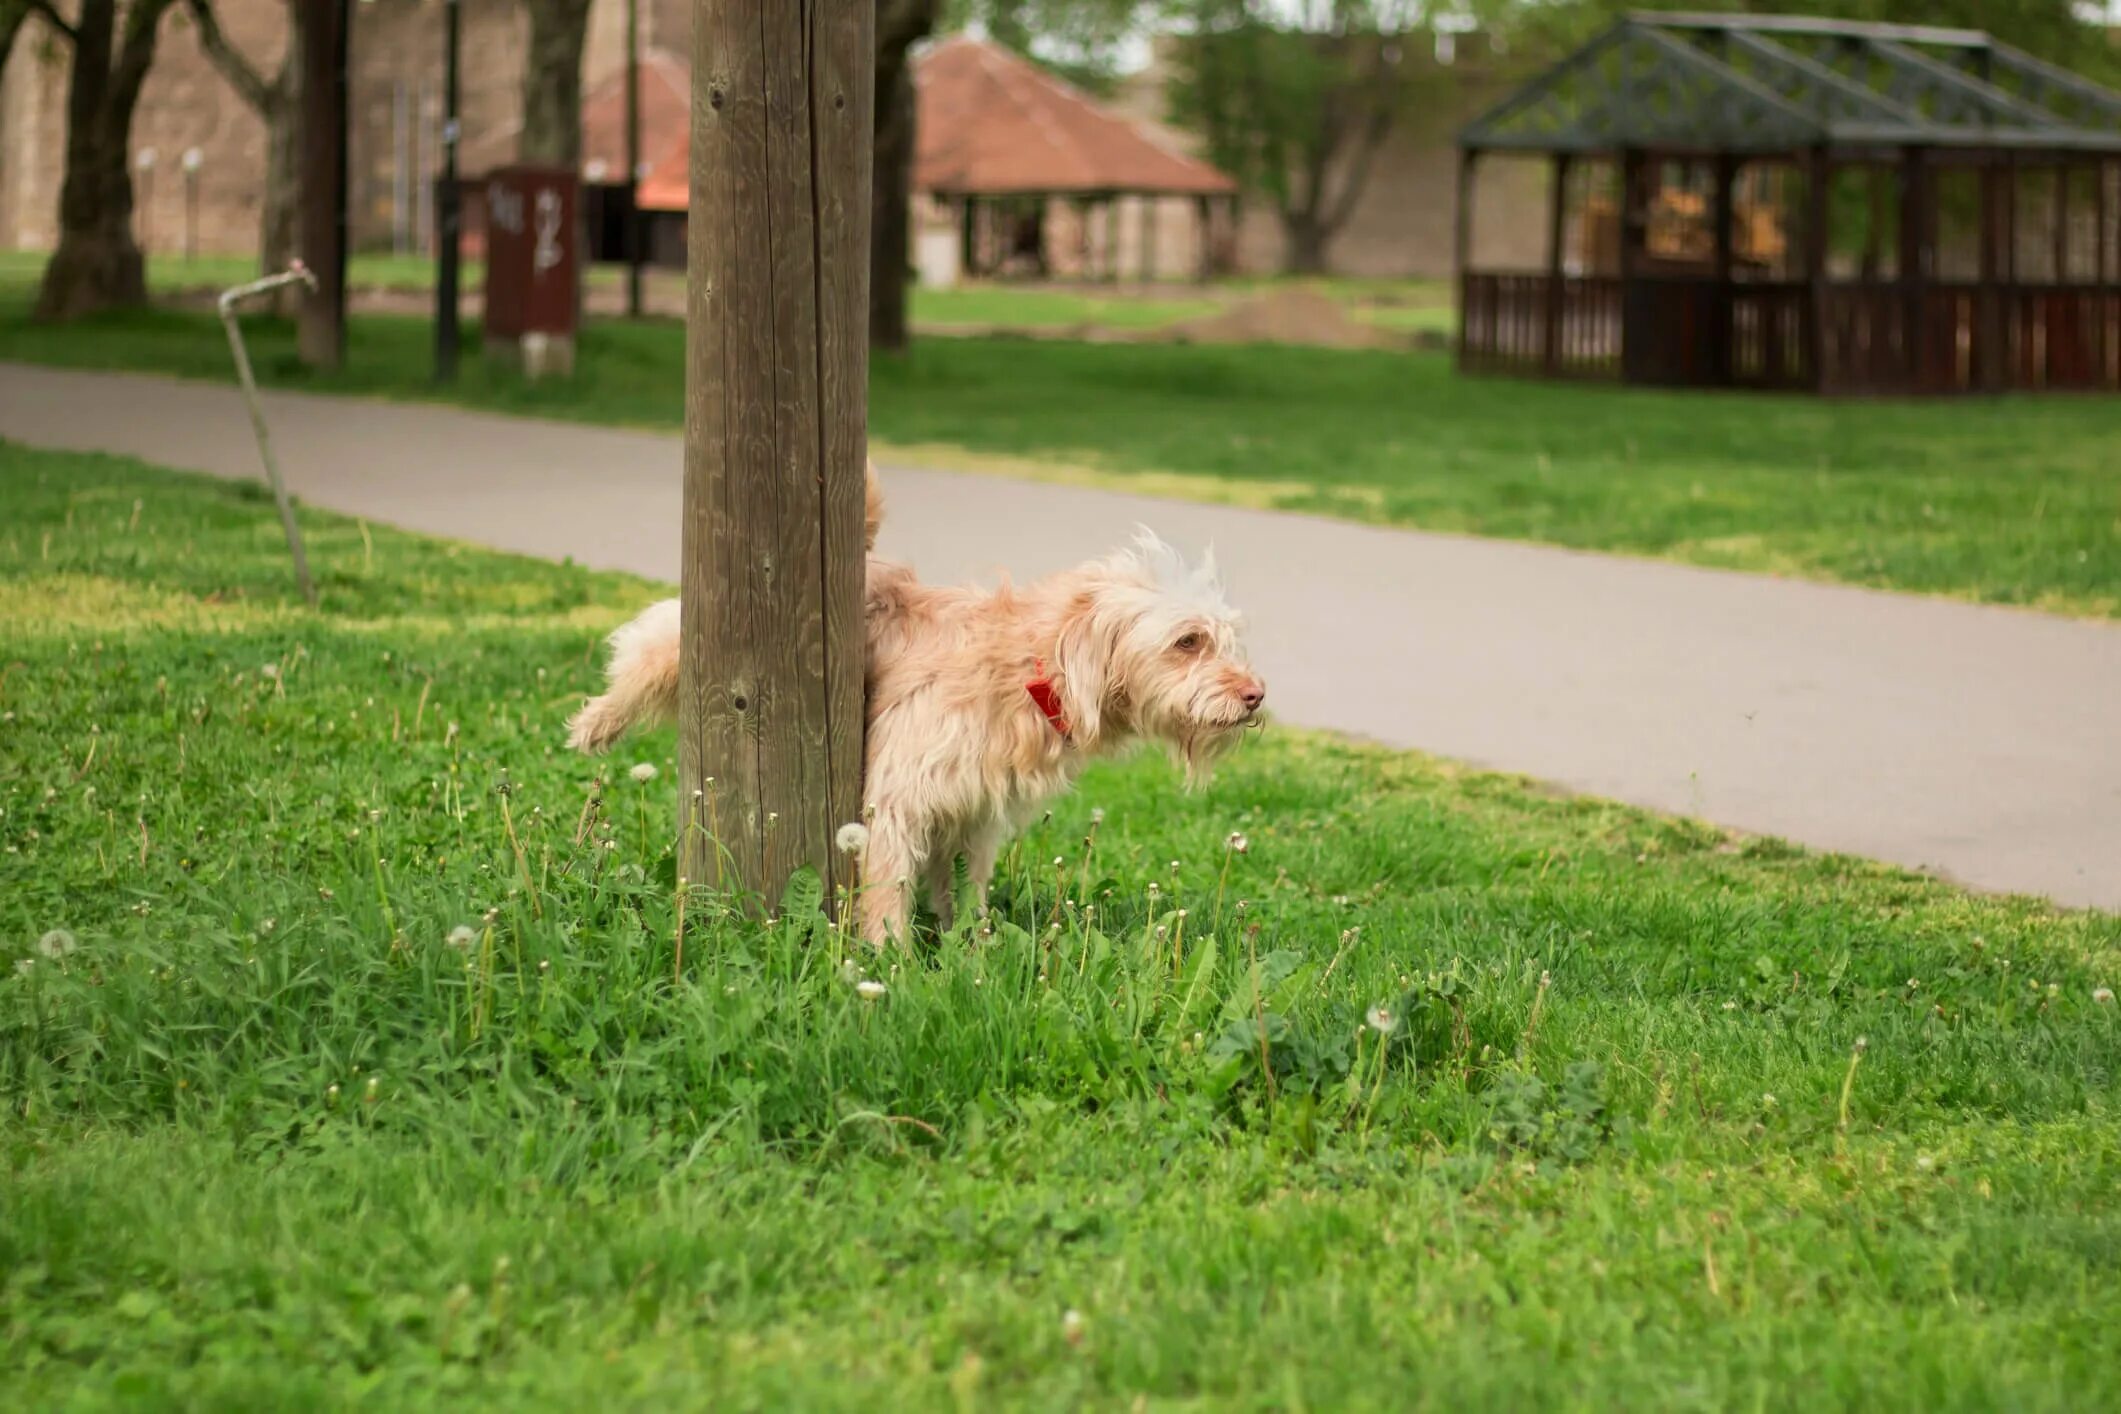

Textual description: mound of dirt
[1164,286,1393,350]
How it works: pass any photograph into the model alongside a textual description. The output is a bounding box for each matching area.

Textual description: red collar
[1026,657,1070,740]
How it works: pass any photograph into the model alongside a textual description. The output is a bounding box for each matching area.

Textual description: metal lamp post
[181,147,203,263]
[435,0,463,381]
[135,148,157,254]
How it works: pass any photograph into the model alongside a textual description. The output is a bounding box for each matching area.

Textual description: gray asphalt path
[5,362,2117,909]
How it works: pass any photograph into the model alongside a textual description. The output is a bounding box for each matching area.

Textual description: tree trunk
[35,0,174,322]
[869,0,937,354]
[520,0,592,165]
[1282,212,1330,276]
[869,54,917,352]
[183,0,299,283]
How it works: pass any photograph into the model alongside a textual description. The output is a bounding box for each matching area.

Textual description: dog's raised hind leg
[924,849,960,933]
[962,822,1006,922]
[858,808,922,948]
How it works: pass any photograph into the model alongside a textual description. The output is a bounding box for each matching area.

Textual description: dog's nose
[1241,681,1266,711]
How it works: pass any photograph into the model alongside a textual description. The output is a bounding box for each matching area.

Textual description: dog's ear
[1052,591,1119,743]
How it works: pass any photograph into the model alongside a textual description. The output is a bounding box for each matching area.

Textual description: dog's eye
[1173,632,1203,654]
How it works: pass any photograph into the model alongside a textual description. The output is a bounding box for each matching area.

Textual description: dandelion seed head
[855,979,887,1001]
[36,928,77,959]
[1365,1004,1397,1034]
[260,663,279,680]
[2095,986,2114,1004]
[835,822,870,855]
[447,925,476,950]
[1090,808,1105,825]
[1226,831,1249,853]
[629,762,659,783]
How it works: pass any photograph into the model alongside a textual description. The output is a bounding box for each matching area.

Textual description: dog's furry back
[565,463,884,755]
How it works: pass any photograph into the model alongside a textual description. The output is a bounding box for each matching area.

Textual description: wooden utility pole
[679,0,872,910]
[297,0,348,369]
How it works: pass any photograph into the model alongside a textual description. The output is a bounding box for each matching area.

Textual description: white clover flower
[856,979,887,1001]
[447,925,477,951]
[1915,1154,1936,1172]
[629,762,659,783]
[36,928,77,959]
[1365,1004,1397,1035]
[835,822,870,855]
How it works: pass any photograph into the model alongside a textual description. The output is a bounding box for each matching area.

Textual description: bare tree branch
[111,0,179,116]
[184,0,276,112]
[1320,98,1391,236]
[22,0,78,43]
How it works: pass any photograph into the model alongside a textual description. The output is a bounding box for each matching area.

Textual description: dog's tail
[566,466,880,756]
[567,597,680,754]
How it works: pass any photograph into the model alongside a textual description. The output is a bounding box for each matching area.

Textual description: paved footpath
[5,362,2118,910]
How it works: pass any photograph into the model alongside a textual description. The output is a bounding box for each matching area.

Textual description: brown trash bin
[482,165,580,378]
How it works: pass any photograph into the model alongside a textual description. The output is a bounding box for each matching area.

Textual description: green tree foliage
[945,0,1146,91]
[1166,1,1438,274]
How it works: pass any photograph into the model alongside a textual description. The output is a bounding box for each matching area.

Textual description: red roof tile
[581,34,1237,212]
[913,36,1234,197]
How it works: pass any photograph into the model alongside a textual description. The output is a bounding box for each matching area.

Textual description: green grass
[1,265,2117,617]
[0,249,487,297]
[0,252,1424,331]
[910,283,1223,330]
[5,444,2121,1407]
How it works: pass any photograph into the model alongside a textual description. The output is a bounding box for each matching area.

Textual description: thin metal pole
[436,0,462,381]
[393,79,411,256]
[626,0,643,317]
[220,266,322,607]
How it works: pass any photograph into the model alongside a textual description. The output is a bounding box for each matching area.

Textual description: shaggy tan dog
[568,467,1265,945]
